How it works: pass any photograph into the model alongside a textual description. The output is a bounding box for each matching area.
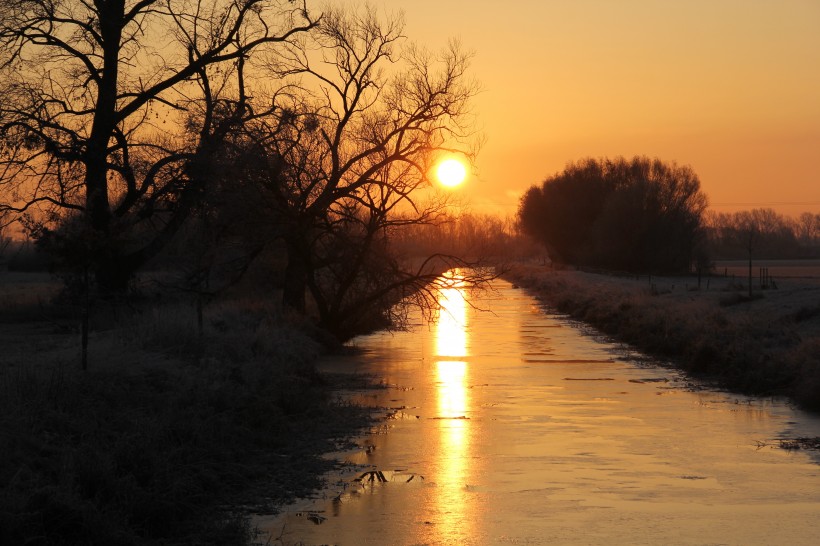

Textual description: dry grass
[0,273,374,545]
[506,264,820,411]
[0,271,62,322]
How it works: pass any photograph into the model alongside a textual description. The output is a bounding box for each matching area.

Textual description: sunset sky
[369,0,820,217]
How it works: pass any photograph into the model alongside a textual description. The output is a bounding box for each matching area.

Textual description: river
[256,274,820,545]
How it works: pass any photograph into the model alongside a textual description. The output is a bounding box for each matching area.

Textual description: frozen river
[257,274,820,545]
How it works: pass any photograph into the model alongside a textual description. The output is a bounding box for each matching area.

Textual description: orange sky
[369,0,820,217]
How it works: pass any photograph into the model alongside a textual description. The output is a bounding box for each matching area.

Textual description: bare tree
[0,0,317,291]
[0,209,11,262]
[732,210,761,297]
[233,6,482,338]
[707,209,803,261]
[796,212,819,247]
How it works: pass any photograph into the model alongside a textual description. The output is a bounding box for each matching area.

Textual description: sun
[435,158,468,188]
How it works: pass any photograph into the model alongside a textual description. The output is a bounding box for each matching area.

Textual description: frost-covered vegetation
[0,280,372,545]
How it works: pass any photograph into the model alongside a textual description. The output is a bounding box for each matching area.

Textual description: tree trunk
[282,237,308,313]
[95,256,132,295]
[86,0,125,291]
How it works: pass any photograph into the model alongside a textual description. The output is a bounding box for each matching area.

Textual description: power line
[711,201,820,207]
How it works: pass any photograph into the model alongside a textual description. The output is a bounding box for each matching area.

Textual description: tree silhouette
[227,6,480,338]
[706,209,802,260]
[0,0,317,292]
[519,156,707,274]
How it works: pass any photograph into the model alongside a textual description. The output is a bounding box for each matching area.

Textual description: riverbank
[0,274,374,545]
[505,264,820,411]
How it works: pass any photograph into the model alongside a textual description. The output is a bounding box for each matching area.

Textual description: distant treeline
[391,212,539,262]
[705,209,820,260]
[517,156,820,273]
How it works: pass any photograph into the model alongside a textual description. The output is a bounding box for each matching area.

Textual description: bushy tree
[518,156,708,273]
[518,158,609,265]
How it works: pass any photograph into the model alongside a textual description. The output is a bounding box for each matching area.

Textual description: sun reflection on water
[435,271,468,360]
[432,270,472,541]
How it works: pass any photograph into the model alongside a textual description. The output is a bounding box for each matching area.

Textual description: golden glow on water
[433,270,472,541]
[435,271,468,359]
[437,361,468,418]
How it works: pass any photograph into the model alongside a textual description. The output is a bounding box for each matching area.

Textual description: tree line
[0,1,482,340]
[392,211,537,262]
[518,156,820,273]
[705,209,820,260]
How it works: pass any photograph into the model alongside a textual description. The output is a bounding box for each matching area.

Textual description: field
[0,270,373,545]
[713,259,820,284]
[505,261,820,411]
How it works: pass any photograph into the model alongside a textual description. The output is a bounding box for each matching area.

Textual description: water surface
[259,277,820,545]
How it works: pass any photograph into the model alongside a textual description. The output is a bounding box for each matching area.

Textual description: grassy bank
[506,264,820,412]
[0,277,373,545]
